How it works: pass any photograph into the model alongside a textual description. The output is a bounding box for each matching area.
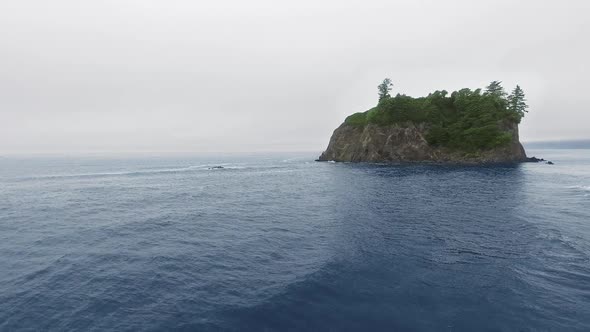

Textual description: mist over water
[1,150,589,331]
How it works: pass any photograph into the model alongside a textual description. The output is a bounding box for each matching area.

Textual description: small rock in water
[208,166,224,170]
[547,161,554,165]
[526,157,545,163]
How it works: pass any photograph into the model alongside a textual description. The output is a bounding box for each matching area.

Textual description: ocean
[1,149,589,331]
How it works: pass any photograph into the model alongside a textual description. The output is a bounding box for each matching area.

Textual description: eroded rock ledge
[318,122,528,164]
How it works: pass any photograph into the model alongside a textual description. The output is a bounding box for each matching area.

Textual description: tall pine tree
[485,81,507,99]
[508,85,528,120]
[377,78,393,101]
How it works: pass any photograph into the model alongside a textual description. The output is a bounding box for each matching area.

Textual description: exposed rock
[525,157,545,163]
[318,121,528,164]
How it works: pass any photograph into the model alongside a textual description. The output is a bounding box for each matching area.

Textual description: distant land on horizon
[524,139,590,149]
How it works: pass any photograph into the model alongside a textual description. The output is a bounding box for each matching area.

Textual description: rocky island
[319,80,531,164]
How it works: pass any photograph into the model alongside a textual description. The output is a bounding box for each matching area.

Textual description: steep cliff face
[318,121,527,163]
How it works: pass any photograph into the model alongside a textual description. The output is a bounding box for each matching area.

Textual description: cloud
[1,0,589,153]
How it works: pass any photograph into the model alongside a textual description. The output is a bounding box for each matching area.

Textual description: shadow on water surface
[198,163,549,332]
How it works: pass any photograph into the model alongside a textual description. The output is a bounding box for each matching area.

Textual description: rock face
[318,121,527,164]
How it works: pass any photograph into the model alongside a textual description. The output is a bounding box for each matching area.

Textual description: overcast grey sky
[1,0,589,154]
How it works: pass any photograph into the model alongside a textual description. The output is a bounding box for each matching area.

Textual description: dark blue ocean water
[1,150,589,331]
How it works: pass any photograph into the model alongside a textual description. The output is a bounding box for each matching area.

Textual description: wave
[567,185,590,194]
[17,164,251,181]
[20,165,208,180]
[15,164,290,181]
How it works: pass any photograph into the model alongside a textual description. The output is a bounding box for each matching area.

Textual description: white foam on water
[566,185,590,198]
[568,185,590,191]
[21,165,214,180]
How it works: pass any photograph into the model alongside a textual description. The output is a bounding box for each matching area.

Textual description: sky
[1,0,589,154]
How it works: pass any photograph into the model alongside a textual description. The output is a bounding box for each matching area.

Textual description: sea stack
[318,120,527,163]
[319,81,530,164]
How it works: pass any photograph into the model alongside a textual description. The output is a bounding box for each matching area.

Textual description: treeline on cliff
[344,81,528,152]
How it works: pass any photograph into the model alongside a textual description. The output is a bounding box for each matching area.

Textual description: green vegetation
[344,80,529,152]
[344,112,369,126]
[377,78,393,101]
[508,85,528,119]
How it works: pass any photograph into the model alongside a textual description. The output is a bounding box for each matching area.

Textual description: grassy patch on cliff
[344,112,369,126]
[343,86,523,151]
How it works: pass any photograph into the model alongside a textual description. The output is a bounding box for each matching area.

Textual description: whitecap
[20,165,210,181]
[567,185,590,191]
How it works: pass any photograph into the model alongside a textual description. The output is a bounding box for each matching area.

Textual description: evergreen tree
[485,81,507,99]
[377,78,393,101]
[508,85,528,119]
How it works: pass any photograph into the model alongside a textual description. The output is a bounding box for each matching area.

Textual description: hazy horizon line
[2,138,590,157]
